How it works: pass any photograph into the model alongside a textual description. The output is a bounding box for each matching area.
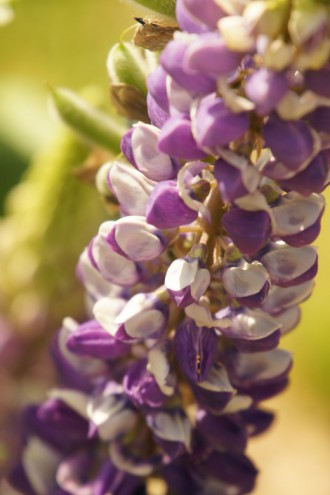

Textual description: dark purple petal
[146,180,198,229]
[66,320,129,360]
[245,68,288,116]
[160,39,217,94]
[24,400,89,454]
[281,214,322,247]
[176,0,212,34]
[306,106,330,133]
[193,94,250,151]
[185,33,242,77]
[202,451,258,493]
[121,128,137,167]
[147,93,169,128]
[214,158,252,202]
[124,359,166,409]
[263,116,314,171]
[197,410,247,452]
[240,408,275,437]
[158,114,206,159]
[179,0,225,29]
[222,208,272,255]
[174,319,218,382]
[8,463,37,495]
[305,67,330,98]
[192,385,233,414]
[279,152,330,196]
[233,329,281,353]
[147,66,169,113]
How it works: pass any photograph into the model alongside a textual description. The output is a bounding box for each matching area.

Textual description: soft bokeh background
[0,1,329,493]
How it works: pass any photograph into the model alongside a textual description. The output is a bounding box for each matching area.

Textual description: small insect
[196,353,202,377]
[133,16,178,52]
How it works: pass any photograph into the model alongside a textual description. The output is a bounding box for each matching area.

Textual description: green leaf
[50,87,127,153]
[127,0,176,18]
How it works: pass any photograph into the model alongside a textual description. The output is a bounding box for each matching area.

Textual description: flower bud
[50,87,125,153]
[107,42,148,96]
[93,292,168,342]
[66,319,129,360]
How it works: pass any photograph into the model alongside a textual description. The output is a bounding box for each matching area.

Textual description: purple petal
[263,115,314,171]
[193,94,250,152]
[222,208,272,255]
[174,319,218,382]
[124,359,166,409]
[158,114,206,159]
[245,68,288,116]
[279,152,330,196]
[305,67,330,98]
[66,320,129,360]
[146,180,198,229]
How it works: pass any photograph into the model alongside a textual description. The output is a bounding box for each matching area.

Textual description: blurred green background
[0,1,329,494]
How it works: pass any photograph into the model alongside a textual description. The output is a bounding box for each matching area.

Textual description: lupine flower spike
[10,0,330,494]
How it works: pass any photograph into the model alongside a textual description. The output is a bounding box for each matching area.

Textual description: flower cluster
[10,1,330,494]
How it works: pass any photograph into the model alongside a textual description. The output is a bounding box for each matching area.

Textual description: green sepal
[50,87,126,154]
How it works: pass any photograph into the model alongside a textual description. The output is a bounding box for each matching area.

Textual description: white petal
[261,244,317,284]
[92,235,139,286]
[23,438,60,495]
[165,259,199,291]
[93,297,126,337]
[272,193,325,236]
[48,389,88,418]
[109,442,154,476]
[262,280,314,313]
[116,216,163,261]
[190,268,211,300]
[222,261,269,298]
[109,161,155,216]
[231,308,280,339]
[198,364,235,393]
[147,342,175,396]
[147,411,191,450]
[234,349,292,383]
[132,123,174,181]
[221,395,253,414]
